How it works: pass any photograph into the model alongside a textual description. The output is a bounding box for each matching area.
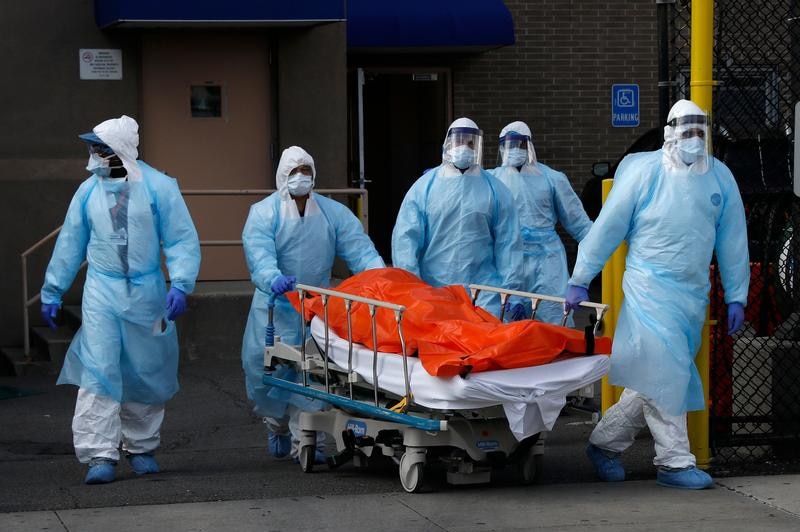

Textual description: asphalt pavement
[1,347,799,530]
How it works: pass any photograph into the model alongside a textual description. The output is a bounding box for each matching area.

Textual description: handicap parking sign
[611,84,640,127]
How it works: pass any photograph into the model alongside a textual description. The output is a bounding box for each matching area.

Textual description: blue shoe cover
[268,432,292,458]
[128,453,160,475]
[85,461,116,485]
[586,444,625,482]
[657,466,713,489]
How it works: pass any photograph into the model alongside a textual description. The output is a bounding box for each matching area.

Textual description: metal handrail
[295,283,412,410]
[20,188,369,356]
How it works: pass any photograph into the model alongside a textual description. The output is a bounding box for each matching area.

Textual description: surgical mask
[287,173,313,196]
[504,147,528,167]
[449,145,475,170]
[87,152,112,177]
[676,137,705,165]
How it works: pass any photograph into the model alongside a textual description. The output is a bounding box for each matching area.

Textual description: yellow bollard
[600,178,626,413]
[688,0,716,470]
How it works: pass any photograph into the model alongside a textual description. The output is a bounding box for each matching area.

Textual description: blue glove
[565,285,589,313]
[166,287,187,321]
[41,303,59,330]
[271,274,297,295]
[509,302,526,321]
[727,302,745,335]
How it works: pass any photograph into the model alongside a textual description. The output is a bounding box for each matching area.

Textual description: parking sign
[612,84,640,127]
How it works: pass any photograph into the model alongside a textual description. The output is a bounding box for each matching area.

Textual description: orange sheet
[288,268,611,377]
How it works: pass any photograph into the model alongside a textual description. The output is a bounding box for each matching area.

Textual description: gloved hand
[564,285,589,313]
[41,303,59,330]
[166,287,187,321]
[727,302,745,335]
[509,302,526,321]
[271,274,297,295]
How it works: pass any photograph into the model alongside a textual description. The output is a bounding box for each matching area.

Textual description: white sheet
[310,318,610,440]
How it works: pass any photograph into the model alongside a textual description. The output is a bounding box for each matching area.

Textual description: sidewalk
[2,476,799,532]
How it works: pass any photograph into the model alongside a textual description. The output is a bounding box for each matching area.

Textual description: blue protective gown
[570,150,749,415]
[241,192,384,417]
[41,162,201,404]
[490,163,592,324]
[391,164,523,313]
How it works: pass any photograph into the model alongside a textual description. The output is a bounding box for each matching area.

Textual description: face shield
[497,131,538,169]
[442,126,483,170]
[665,113,711,173]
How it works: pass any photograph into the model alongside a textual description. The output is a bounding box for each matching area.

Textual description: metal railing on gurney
[262,283,610,493]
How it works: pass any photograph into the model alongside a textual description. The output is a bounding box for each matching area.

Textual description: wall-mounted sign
[79,49,122,80]
[611,84,640,127]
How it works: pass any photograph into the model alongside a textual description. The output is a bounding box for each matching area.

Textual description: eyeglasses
[89,144,115,157]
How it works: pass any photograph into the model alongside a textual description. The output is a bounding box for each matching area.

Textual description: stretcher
[262,282,610,492]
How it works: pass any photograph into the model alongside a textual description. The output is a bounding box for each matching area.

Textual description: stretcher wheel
[521,451,543,485]
[399,452,425,493]
[299,445,315,473]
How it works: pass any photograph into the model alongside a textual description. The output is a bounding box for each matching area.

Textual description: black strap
[583,313,597,356]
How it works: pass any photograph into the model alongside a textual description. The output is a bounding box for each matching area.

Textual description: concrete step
[0,347,50,377]
[30,326,74,369]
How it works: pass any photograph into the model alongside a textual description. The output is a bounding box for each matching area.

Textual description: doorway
[141,33,272,280]
[355,69,450,263]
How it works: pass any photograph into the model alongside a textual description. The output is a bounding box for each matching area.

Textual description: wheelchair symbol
[616,89,635,107]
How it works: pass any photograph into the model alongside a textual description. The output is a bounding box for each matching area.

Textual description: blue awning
[95,0,346,29]
[346,0,514,51]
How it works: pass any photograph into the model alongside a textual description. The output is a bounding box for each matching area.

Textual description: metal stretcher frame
[261,282,609,432]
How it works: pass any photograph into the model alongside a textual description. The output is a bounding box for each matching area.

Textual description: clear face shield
[497,132,537,169]
[442,127,483,170]
[669,114,711,172]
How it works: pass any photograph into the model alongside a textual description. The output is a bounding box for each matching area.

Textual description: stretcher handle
[295,283,406,312]
[469,284,609,336]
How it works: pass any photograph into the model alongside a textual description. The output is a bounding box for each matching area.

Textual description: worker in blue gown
[489,121,592,324]
[565,100,750,490]
[392,117,524,318]
[40,115,201,484]
[241,146,385,461]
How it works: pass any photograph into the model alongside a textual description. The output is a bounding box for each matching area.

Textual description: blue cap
[78,131,108,146]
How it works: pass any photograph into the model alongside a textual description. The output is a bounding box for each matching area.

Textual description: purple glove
[166,287,187,321]
[271,274,297,295]
[565,285,589,312]
[727,302,745,335]
[41,303,59,330]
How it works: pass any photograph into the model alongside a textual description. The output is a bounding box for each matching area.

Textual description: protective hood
[498,120,539,172]
[92,115,142,182]
[442,117,483,169]
[662,99,710,174]
[276,146,317,200]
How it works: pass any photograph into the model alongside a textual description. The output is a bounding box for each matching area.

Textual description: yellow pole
[687,0,716,469]
[600,178,626,413]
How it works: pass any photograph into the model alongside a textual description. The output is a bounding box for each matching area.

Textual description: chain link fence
[670,0,800,468]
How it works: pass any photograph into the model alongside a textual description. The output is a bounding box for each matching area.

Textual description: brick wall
[453,0,661,193]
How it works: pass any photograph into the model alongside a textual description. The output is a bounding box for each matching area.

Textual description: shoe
[268,432,292,458]
[586,444,625,482]
[128,453,160,475]
[657,466,713,489]
[85,459,116,485]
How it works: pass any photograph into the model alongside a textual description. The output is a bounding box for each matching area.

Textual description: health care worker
[241,146,384,461]
[565,100,749,490]
[490,121,592,324]
[40,115,201,484]
[392,117,525,317]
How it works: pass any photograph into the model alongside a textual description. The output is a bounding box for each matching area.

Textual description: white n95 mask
[287,174,313,196]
